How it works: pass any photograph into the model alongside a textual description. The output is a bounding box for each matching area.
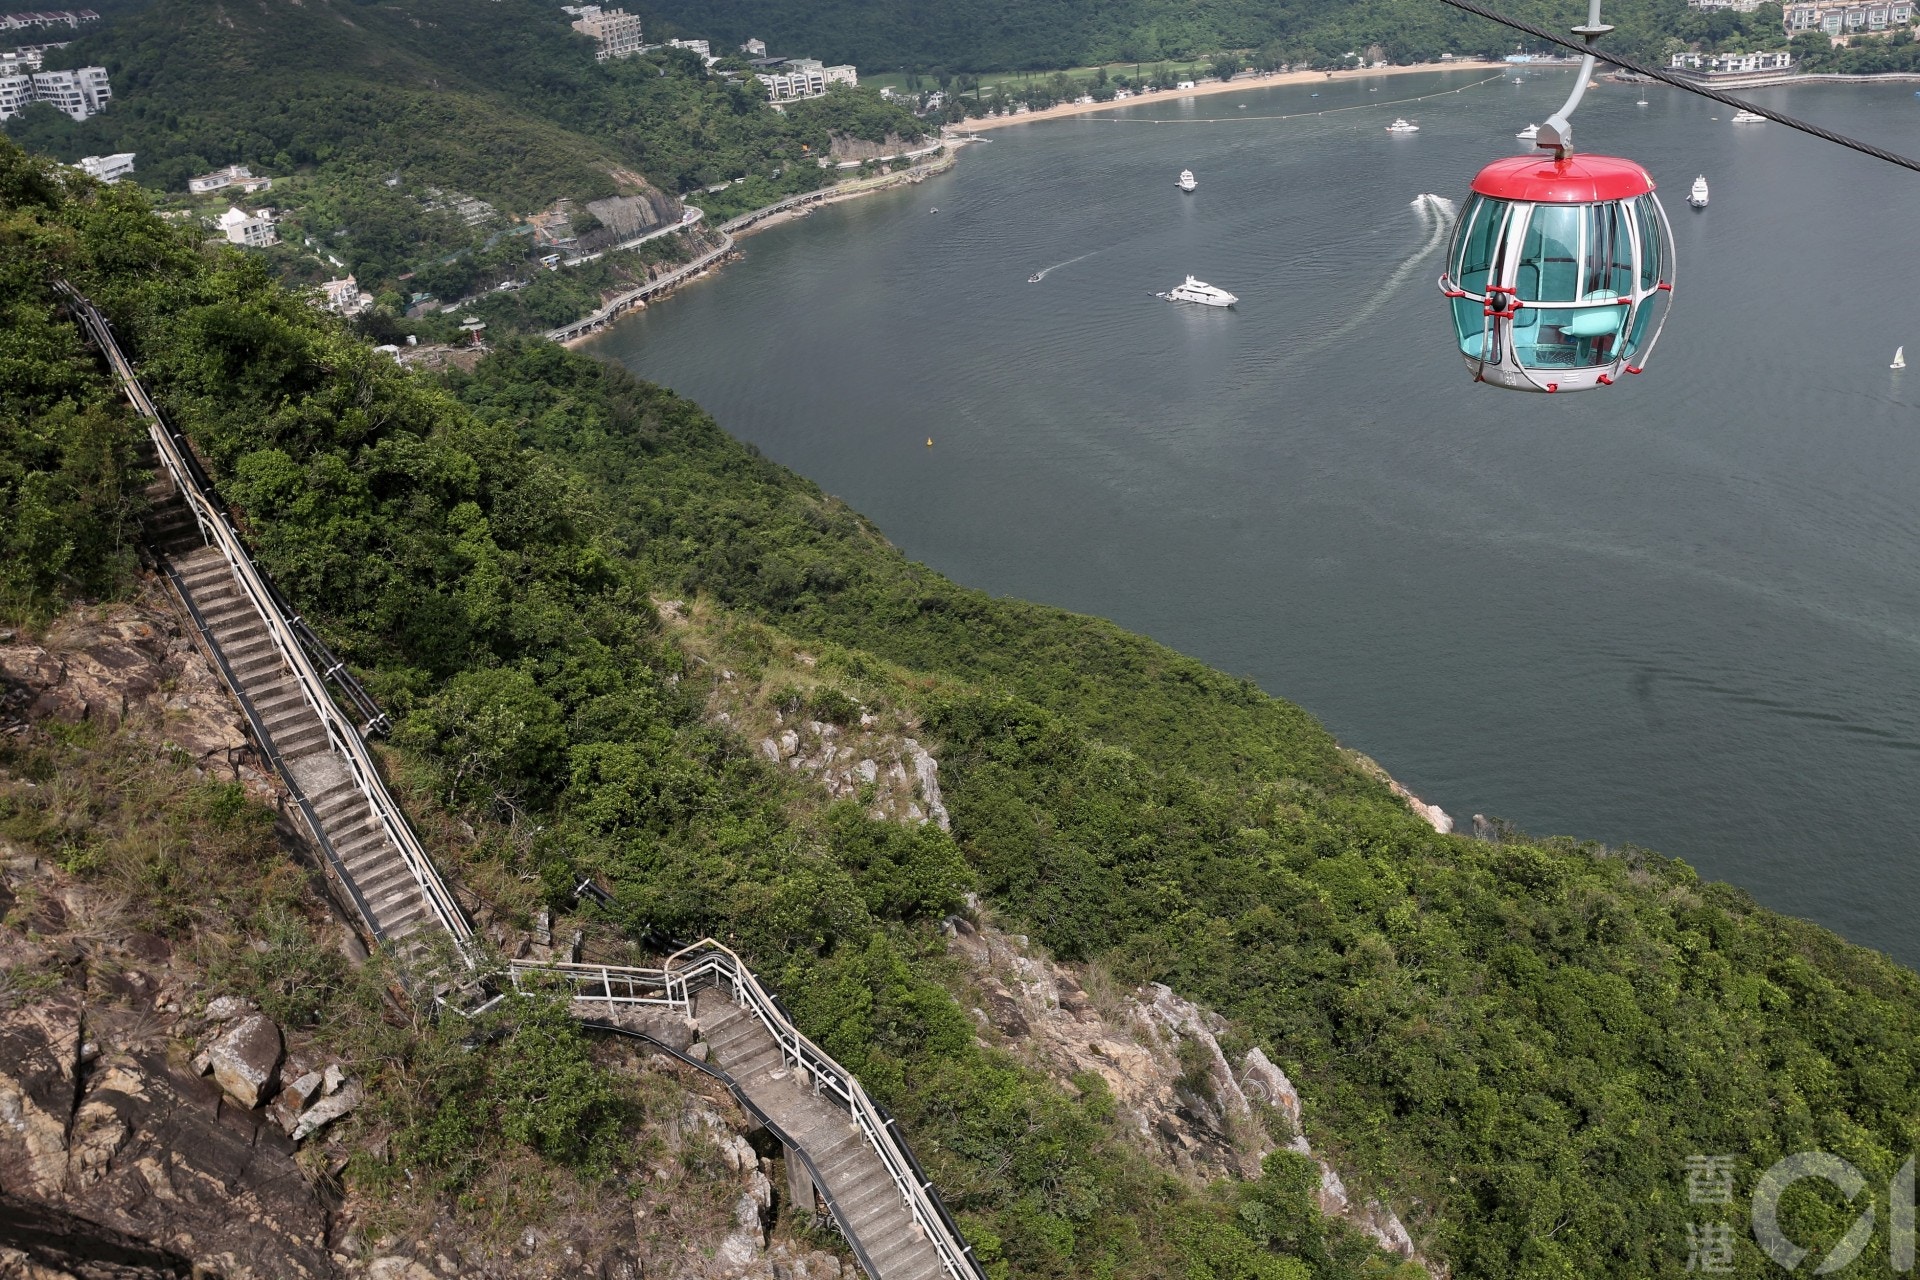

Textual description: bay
[593,68,1920,966]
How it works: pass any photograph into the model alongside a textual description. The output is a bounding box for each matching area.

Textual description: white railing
[663,939,983,1280]
[516,939,983,1280]
[58,284,473,951]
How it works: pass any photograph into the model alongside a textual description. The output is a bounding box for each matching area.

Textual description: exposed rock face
[757,719,950,830]
[1347,750,1454,835]
[207,1013,283,1109]
[826,132,926,162]
[945,912,1432,1270]
[0,591,265,797]
[0,865,337,1279]
[585,190,680,239]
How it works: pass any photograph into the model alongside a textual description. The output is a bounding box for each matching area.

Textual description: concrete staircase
[166,540,440,952]
[132,435,441,958]
[695,990,951,1280]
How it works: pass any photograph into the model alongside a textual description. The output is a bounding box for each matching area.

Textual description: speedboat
[1516,122,1540,140]
[1688,175,1709,209]
[1731,109,1766,124]
[1177,168,1198,192]
[1162,275,1238,307]
[1028,272,1043,283]
[1385,118,1419,133]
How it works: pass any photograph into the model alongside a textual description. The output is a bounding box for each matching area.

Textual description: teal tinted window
[1518,205,1581,303]
[1449,194,1507,295]
[1633,196,1663,290]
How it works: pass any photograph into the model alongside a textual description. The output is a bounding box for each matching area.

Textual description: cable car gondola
[1438,0,1675,392]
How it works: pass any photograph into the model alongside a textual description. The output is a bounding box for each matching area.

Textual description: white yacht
[1688,175,1709,208]
[1515,122,1540,140]
[1731,109,1766,124]
[1177,168,1198,192]
[1385,118,1420,133]
[1636,97,1650,106]
[1162,276,1238,307]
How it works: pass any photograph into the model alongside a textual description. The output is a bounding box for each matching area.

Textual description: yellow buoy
[926,437,933,447]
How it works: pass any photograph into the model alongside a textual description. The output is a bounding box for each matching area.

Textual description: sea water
[595,69,1920,966]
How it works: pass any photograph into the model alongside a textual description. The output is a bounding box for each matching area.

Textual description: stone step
[863,1224,939,1279]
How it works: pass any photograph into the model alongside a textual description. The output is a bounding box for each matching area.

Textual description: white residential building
[0,72,30,117]
[0,9,98,31]
[217,205,277,248]
[26,63,107,118]
[665,37,715,66]
[319,276,368,315]
[741,37,766,56]
[570,5,643,61]
[1783,0,1913,31]
[761,57,856,101]
[189,163,271,195]
[73,151,132,182]
[1669,49,1794,72]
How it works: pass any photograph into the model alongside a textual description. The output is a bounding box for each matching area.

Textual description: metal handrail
[664,939,988,1280]
[56,282,472,950]
[510,943,985,1280]
[578,1019,889,1280]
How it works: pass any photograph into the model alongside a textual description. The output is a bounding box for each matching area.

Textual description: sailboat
[1893,346,1907,369]
[1688,175,1709,209]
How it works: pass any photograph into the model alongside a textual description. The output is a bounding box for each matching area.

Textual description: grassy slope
[10,140,1920,1280]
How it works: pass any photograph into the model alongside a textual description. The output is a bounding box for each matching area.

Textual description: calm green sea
[594,68,1920,966]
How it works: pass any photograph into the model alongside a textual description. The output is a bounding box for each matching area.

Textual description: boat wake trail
[1031,251,1096,281]
[1296,194,1455,361]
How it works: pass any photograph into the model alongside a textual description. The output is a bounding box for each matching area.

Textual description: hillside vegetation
[9,137,1920,1280]
[637,0,1772,74]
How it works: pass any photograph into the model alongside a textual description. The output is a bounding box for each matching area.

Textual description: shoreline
[554,146,963,346]
[957,60,1510,131]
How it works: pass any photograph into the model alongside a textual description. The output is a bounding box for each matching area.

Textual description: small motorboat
[1731,109,1766,124]
[1688,175,1709,209]
[1385,118,1420,133]
[928,206,939,213]
[1177,168,1198,192]
[1894,346,1907,370]
[1516,122,1540,140]
[1028,272,1043,283]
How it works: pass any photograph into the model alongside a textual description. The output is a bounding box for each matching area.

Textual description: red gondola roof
[1470,153,1657,203]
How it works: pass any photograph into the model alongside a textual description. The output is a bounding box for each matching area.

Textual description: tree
[1212,53,1240,80]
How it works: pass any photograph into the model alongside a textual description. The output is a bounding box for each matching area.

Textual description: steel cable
[1436,0,1920,174]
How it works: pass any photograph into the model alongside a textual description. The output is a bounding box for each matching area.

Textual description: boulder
[291,1081,361,1141]
[207,1013,282,1109]
[202,994,257,1023]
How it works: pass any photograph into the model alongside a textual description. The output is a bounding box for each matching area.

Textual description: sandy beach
[954,60,1510,131]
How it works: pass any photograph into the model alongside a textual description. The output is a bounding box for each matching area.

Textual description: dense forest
[636,0,1758,73]
[2,0,923,314]
[8,0,923,207]
[10,136,1920,1279]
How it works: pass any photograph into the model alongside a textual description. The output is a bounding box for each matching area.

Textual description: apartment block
[28,63,108,118]
[217,205,277,248]
[1784,0,1914,32]
[1668,49,1794,72]
[74,151,133,182]
[570,6,643,61]
[189,163,271,195]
